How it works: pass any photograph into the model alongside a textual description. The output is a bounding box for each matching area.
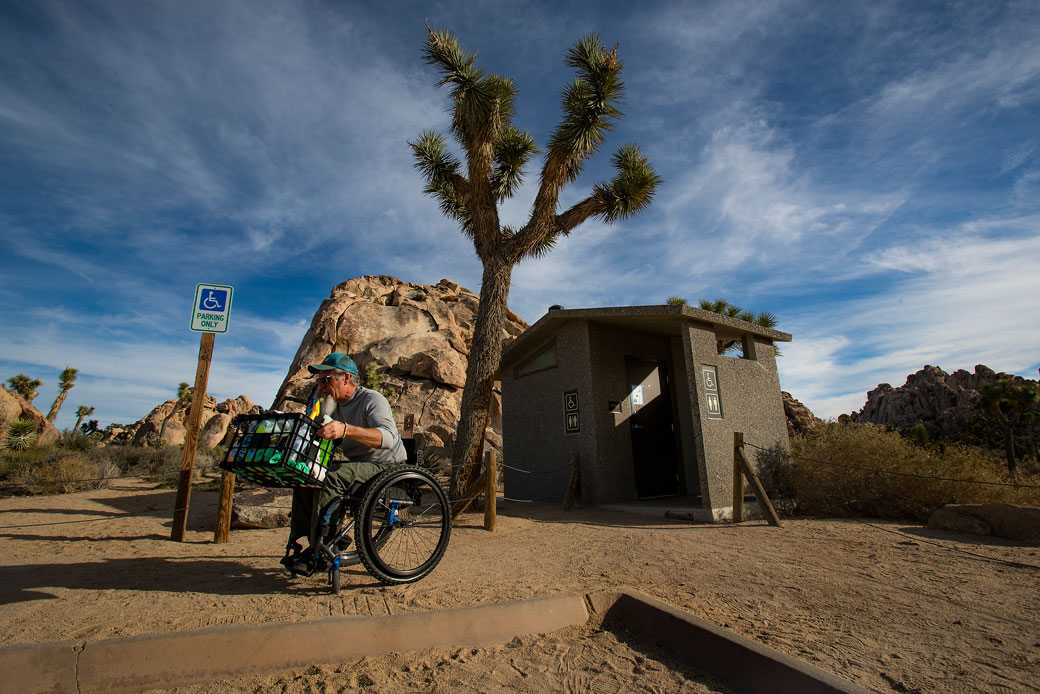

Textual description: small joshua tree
[6,373,42,404]
[47,366,79,422]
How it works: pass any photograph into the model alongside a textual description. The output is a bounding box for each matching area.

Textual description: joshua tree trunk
[451,257,512,501]
[47,389,70,422]
[1003,423,1018,476]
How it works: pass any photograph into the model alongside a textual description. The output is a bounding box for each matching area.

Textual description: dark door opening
[625,357,681,499]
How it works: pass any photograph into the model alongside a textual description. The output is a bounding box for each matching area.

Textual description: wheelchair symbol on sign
[199,289,227,312]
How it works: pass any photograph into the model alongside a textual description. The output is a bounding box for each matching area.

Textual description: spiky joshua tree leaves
[412,28,661,502]
[47,366,78,422]
[6,373,42,404]
[74,405,95,433]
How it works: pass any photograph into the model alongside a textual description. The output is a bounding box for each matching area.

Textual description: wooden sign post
[174,282,233,542]
[172,331,215,541]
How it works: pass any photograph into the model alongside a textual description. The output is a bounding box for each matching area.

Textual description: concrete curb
[1,594,589,694]
[590,589,871,694]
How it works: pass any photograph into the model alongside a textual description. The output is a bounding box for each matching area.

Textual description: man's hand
[317,420,347,440]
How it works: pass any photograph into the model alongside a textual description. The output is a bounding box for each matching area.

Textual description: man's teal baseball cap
[308,353,359,376]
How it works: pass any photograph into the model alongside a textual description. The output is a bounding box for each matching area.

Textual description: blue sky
[2,0,1038,431]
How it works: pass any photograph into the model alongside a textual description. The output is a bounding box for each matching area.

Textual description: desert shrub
[5,418,38,451]
[752,443,799,516]
[779,422,1040,522]
[4,450,119,495]
[100,444,219,484]
[1,441,223,496]
[59,430,100,451]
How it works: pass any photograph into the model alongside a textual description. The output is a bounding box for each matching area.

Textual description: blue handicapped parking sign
[198,288,227,312]
[191,282,233,333]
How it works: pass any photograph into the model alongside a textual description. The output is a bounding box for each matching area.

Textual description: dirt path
[1,479,1038,693]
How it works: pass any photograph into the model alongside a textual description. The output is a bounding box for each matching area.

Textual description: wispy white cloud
[657,122,905,281]
[780,218,1040,417]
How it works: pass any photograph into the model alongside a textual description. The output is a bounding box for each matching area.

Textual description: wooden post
[483,450,496,532]
[733,432,783,527]
[733,433,745,522]
[171,331,215,542]
[213,470,235,543]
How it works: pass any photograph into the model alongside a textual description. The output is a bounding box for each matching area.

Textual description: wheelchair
[282,463,452,592]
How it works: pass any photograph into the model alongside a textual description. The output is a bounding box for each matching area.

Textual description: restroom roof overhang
[500,304,793,370]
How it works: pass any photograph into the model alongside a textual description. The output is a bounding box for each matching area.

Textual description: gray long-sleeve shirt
[331,386,407,464]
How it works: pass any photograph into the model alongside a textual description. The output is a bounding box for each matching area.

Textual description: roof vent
[549,305,564,311]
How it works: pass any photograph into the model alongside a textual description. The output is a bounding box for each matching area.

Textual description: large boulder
[270,276,528,461]
[0,387,60,445]
[928,503,1040,542]
[231,488,292,529]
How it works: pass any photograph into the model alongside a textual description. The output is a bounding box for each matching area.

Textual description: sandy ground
[1,479,1038,694]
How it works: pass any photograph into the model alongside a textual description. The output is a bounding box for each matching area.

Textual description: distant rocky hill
[845,364,1039,445]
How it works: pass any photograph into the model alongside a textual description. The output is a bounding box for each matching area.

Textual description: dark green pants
[289,461,385,548]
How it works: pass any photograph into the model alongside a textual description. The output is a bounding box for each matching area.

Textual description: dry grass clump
[1,443,222,496]
[4,450,120,495]
[772,423,1040,522]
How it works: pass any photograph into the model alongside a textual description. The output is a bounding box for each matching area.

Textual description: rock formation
[848,364,1038,443]
[782,391,820,435]
[270,276,529,461]
[128,394,260,448]
[0,387,60,445]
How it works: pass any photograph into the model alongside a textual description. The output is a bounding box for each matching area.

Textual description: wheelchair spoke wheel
[355,466,450,585]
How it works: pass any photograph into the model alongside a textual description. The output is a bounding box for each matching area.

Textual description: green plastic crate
[220,412,335,488]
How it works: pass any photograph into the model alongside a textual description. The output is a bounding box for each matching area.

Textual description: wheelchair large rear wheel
[355,465,451,585]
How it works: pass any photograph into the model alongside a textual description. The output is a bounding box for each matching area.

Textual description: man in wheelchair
[283,352,407,575]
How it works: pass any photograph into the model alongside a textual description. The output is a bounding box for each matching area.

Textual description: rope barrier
[743,441,1040,490]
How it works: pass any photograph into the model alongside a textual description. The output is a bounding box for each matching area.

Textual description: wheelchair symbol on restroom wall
[199,289,227,312]
[703,369,717,390]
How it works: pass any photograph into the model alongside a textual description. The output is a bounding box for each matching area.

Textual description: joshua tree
[73,405,95,433]
[978,379,1038,475]
[157,382,191,444]
[47,366,79,422]
[412,28,661,500]
[6,373,42,404]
